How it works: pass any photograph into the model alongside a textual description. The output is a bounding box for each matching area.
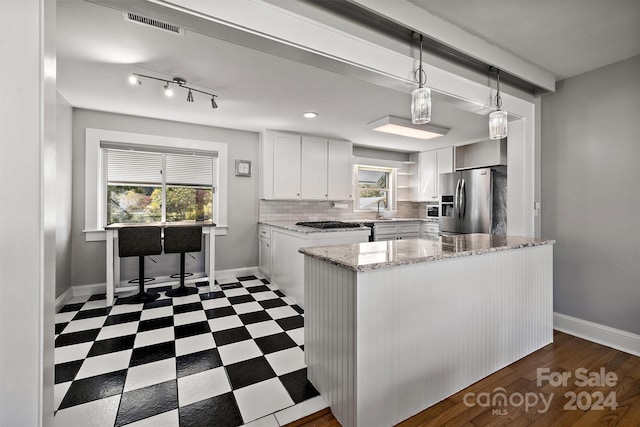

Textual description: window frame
[84,128,228,241]
[353,165,397,212]
[104,147,216,225]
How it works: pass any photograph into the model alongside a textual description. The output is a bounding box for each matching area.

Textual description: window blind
[165,153,214,186]
[106,149,162,185]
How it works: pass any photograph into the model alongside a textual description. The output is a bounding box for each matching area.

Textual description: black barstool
[117,226,162,304]
[164,226,202,297]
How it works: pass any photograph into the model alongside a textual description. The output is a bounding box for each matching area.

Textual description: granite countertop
[364,218,431,224]
[105,221,216,230]
[259,218,433,233]
[259,220,370,234]
[298,233,556,272]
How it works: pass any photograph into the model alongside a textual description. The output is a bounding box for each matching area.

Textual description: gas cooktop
[295,220,363,229]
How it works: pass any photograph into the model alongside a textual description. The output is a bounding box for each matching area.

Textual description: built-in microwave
[426,204,439,218]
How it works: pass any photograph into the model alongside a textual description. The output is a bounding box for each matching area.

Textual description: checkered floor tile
[54,276,318,427]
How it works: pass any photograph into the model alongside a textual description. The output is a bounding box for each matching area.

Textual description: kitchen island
[299,234,554,427]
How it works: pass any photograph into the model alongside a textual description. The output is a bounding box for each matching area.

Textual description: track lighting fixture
[489,68,507,140]
[129,73,219,109]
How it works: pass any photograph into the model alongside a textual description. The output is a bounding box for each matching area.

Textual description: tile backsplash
[259,200,426,221]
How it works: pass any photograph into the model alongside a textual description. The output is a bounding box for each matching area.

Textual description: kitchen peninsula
[300,234,554,427]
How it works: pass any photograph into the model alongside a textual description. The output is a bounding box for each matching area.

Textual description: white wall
[0,0,56,425]
[70,109,260,288]
[541,55,640,334]
[56,93,73,297]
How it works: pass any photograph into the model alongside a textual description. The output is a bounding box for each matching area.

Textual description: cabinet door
[258,238,271,277]
[273,133,302,199]
[419,151,437,201]
[373,224,397,241]
[301,136,328,199]
[327,140,353,200]
[435,146,454,200]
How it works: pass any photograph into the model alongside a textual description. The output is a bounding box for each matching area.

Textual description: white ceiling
[55,1,491,153]
[56,0,639,154]
[409,0,640,80]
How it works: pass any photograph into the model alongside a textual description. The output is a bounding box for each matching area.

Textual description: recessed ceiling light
[303,112,318,119]
[368,116,449,140]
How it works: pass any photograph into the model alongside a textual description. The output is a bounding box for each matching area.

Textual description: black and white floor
[54,275,327,427]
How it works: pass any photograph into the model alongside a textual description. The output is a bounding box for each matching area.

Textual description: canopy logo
[463,367,618,416]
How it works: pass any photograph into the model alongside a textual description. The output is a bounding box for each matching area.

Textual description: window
[104,144,216,225]
[84,128,228,240]
[355,165,395,210]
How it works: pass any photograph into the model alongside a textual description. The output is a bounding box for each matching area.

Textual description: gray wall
[56,93,73,297]
[71,109,259,288]
[541,55,640,335]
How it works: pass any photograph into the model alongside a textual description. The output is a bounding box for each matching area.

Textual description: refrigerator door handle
[455,179,461,218]
[461,179,466,219]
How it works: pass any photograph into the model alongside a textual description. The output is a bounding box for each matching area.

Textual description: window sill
[83,225,229,242]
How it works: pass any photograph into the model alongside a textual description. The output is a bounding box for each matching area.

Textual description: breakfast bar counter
[104,221,216,305]
[299,234,555,427]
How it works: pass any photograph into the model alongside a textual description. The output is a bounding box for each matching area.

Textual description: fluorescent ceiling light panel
[368,116,450,140]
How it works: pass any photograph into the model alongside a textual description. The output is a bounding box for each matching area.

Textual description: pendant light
[489,69,508,140]
[411,34,431,124]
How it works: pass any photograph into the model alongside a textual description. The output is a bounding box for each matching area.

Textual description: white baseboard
[69,266,262,299]
[215,266,260,280]
[72,282,107,297]
[554,312,640,357]
[55,288,74,313]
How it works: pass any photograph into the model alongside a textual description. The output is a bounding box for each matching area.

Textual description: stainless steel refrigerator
[439,167,507,235]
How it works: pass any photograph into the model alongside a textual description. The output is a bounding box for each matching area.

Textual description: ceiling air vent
[123,12,184,35]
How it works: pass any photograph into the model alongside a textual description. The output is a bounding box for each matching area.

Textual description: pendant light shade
[489,68,507,140]
[411,87,431,124]
[411,34,431,124]
[489,110,508,140]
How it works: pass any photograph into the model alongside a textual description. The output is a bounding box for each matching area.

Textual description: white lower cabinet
[420,222,439,240]
[373,222,420,241]
[270,228,369,307]
[258,225,272,278]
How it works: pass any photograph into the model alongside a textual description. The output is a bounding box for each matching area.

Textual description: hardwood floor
[288,331,640,427]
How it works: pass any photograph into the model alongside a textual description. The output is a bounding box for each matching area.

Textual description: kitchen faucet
[377,198,387,219]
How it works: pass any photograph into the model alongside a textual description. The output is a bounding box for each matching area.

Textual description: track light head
[211,97,218,109]
[187,89,194,102]
[129,74,141,85]
[164,82,173,97]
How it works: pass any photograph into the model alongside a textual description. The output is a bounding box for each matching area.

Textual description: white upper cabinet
[273,132,302,199]
[419,150,437,201]
[419,146,454,201]
[327,140,353,200]
[301,136,329,199]
[261,130,353,200]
